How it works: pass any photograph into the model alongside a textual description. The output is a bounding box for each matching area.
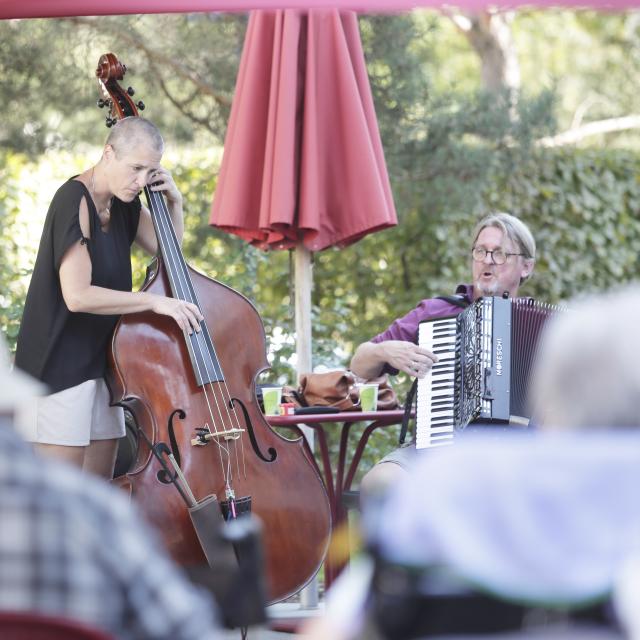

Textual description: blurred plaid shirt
[0,418,221,640]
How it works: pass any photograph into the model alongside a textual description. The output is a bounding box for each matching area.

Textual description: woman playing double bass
[15,116,203,478]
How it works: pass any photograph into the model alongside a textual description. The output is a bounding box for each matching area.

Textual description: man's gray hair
[105,116,164,156]
[472,212,536,260]
[530,285,640,429]
[472,212,536,284]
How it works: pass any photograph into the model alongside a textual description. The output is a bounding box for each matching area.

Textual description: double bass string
[147,187,246,486]
[147,188,242,436]
[145,187,235,481]
[145,186,247,489]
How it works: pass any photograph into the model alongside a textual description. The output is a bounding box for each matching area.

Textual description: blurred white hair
[530,285,640,429]
[0,335,44,415]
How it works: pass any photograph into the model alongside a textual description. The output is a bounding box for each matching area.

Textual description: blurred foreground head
[530,285,640,429]
[0,335,43,418]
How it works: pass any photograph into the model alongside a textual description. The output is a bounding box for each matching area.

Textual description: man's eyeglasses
[472,247,524,265]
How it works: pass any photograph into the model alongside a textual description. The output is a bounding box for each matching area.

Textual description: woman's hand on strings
[152,296,204,334]
[137,165,186,252]
[148,166,182,207]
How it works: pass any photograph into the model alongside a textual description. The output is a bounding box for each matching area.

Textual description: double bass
[95,53,330,602]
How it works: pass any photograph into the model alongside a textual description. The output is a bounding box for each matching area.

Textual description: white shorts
[17,378,125,446]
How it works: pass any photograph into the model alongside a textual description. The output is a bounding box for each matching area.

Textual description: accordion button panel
[416,318,457,449]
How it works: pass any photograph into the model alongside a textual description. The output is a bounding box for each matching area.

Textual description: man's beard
[474,277,501,297]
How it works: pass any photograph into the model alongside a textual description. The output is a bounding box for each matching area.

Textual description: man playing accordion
[350,212,536,496]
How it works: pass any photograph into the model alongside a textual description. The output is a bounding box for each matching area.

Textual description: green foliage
[0,152,33,351]
[492,148,640,302]
[0,14,246,154]
[516,10,640,139]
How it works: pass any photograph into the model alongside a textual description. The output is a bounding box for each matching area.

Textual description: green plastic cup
[263,386,282,416]
[359,383,378,412]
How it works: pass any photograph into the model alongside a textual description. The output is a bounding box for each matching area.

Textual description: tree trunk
[449,10,520,94]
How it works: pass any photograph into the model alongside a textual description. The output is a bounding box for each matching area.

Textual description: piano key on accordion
[416,316,458,449]
[416,296,563,449]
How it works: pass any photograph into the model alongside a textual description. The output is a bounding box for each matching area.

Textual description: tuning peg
[106,117,117,128]
[127,86,135,96]
[97,98,109,109]
[137,101,145,111]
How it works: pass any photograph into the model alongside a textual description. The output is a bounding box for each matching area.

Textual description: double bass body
[107,258,331,602]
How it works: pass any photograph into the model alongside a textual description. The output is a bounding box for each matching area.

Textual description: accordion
[416,296,563,449]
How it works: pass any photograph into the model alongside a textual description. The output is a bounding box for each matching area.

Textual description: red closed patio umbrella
[210,8,397,376]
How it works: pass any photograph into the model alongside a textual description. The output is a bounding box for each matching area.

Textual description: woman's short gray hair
[105,116,164,157]
[472,212,536,261]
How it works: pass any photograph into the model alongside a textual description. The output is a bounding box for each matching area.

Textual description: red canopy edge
[0,0,636,19]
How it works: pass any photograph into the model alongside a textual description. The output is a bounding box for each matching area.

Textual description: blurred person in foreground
[529,286,640,430]
[14,116,203,479]
[304,286,640,640]
[0,335,221,640]
[350,212,535,496]
[528,285,640,639]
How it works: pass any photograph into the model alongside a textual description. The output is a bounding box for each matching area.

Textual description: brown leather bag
[298,370,359,411]
[298,371,399,412]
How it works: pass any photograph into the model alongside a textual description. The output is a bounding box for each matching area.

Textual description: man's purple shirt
[371,284,473,376]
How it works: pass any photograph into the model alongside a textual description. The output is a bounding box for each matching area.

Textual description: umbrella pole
[294,243,313,377]
[294,243,320,608]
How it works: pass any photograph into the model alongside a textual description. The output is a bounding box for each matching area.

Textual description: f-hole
[157,408,186,484]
